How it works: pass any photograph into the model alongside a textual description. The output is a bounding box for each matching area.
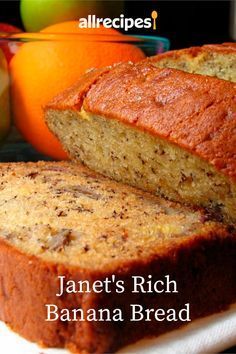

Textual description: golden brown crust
[0,161,236,352]
[202,42,236,52]
[45,66,111,111]
[46,61,236,182]
[1,228,236,353]
[0,238,110,353]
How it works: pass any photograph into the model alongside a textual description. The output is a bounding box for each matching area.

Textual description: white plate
[1,304,236,354]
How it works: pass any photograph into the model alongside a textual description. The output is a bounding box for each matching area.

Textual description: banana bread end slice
[45,62,236,224]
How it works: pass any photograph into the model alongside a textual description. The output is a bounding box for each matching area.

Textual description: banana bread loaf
[0,161,236,353]
[149,42,236,82]
[45,61,236,224]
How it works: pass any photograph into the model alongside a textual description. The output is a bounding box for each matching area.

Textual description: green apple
[0,49,10,141]
[20,0,124,32]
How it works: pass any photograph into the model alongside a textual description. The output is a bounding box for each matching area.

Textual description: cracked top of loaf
[46,59,236,182]
[0,161,232,272]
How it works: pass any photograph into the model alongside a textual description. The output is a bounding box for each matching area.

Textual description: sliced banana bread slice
[149,42,236,82]
[0,161,236,353]
[45,61,236,224]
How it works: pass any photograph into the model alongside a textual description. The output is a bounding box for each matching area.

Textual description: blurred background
[0,0,235,163]
[0,0,235,48]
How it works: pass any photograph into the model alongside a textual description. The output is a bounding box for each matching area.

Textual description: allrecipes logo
[78,11,158,32]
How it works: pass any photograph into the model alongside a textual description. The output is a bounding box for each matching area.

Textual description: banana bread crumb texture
[149,42,236,82]
[0,161,218,269]
[0,161,236,353]
[45,50,236,223]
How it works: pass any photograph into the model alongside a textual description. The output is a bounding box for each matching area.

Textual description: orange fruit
[10,21,145,159]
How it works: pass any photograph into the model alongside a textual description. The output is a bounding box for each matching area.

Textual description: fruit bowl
[0,29,170,161]
[1,31,170,56]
